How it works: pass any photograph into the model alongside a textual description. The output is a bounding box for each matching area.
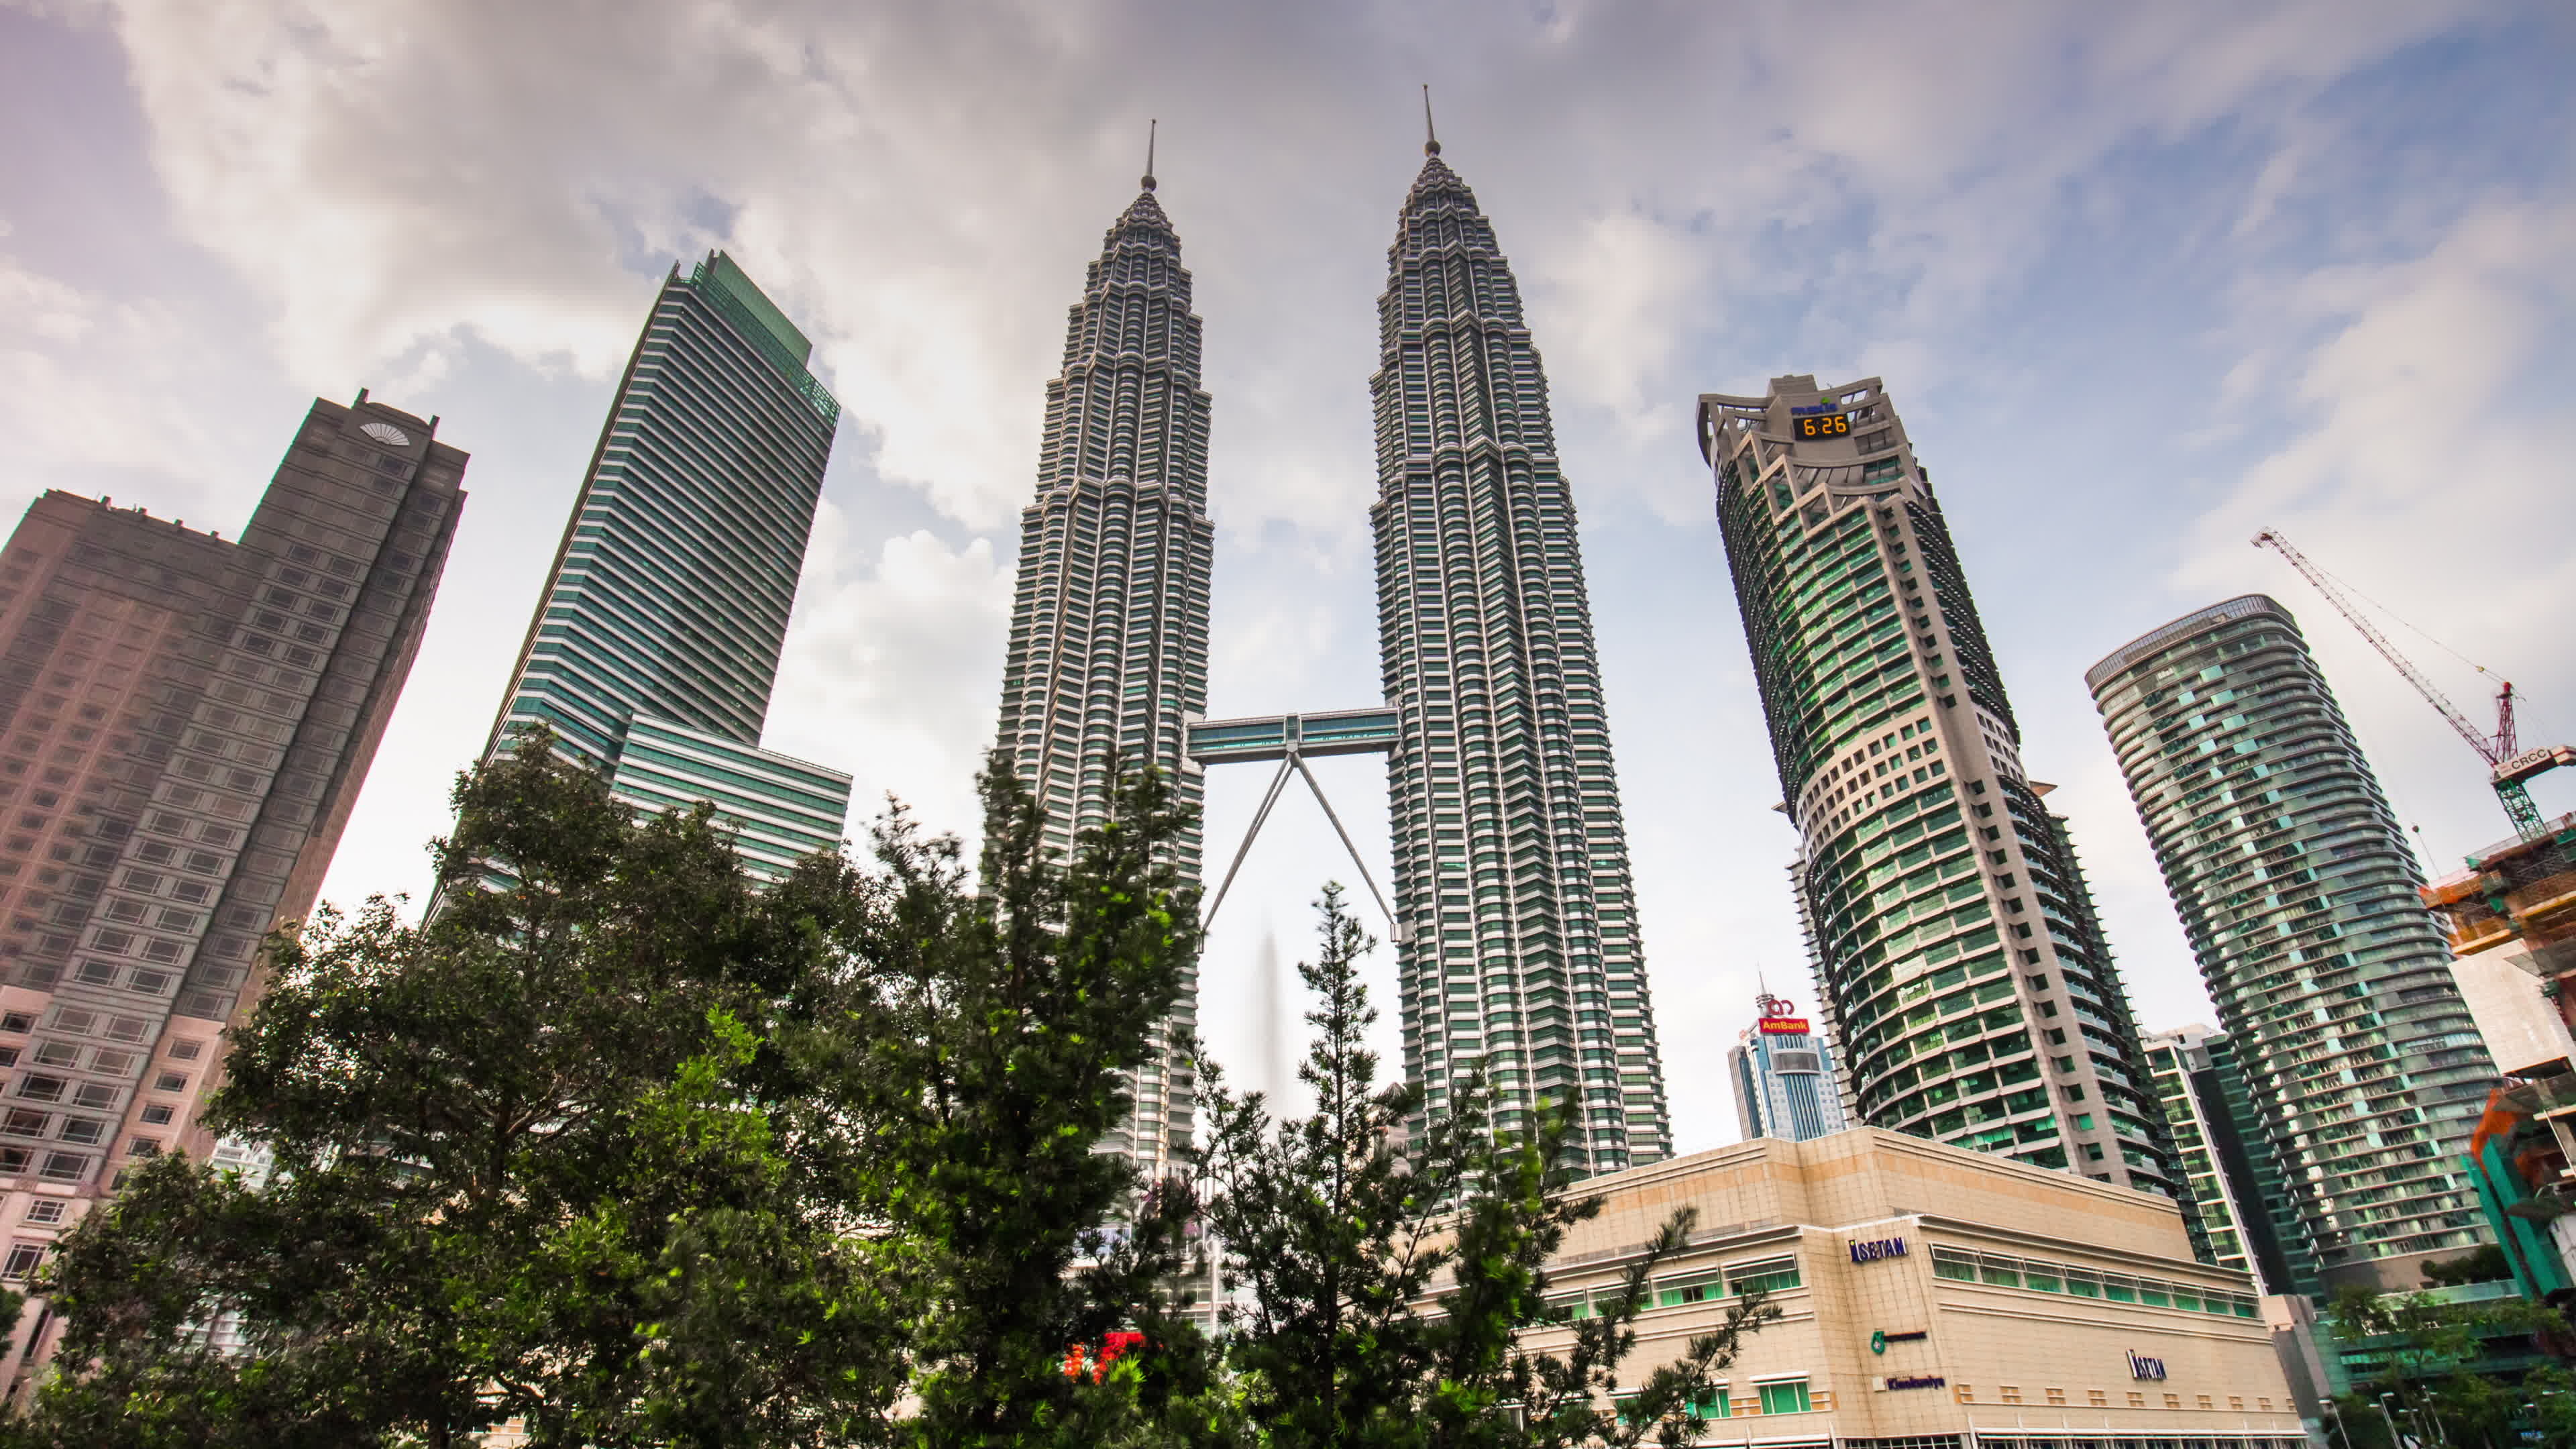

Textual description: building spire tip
[1421,84,1440,156]
[1141,117,1157,191]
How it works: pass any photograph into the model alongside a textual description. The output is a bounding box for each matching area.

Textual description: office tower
[1371,134,1669,1173]
[992,166,1212,1176]
[483,252,850,881]
[1699,375,2176,1194]
[1729,991,1850,1142]
[2090,595,2495,1289]
[2145,1024,2296,1292]
[0,392,461,1227]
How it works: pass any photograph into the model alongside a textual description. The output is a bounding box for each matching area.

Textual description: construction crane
[2254,529,2571,839]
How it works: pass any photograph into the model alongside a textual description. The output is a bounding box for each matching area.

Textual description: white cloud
[765,506,1014,842]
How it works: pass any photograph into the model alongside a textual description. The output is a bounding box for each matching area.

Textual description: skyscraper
[993,164,1212,1176]
[2145,1024,2296,1293]
[1372,133,1670,1173]
[1699,375,2176,1194]
[0,390,459,1258]
[2090,594,2495,1289]
[1729,991,1849,1142]
[483,252,849,881]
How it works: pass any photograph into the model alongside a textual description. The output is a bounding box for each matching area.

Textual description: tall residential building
[483,252,849,881]
[2145,1024,2296,1293]
[1699,376,2177,1195]
[992,167,1212,1177]
[0,392,460,1316]
[1729,991,1849,1142]
[2089,594,2496,1290]
[1372,136,1669,1173]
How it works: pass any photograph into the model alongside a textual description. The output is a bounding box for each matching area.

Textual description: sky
[3,0,2572,1151]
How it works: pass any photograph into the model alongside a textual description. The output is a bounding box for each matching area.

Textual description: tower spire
[1421,84,1440,156]
[1142,117,1157,192]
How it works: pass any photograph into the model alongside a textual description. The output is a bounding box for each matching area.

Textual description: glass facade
[994,177,1212,1175]
[1730,1009,1851,1142]
[484,251,848,877]
[2090,594,2496,1287]
[1699,375,2176,1195]
[1372,144,1669,1172]
[2143,1024,2298,1291]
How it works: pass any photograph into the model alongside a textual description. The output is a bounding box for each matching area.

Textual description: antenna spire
[1421,84,1440,156]
[1141,117,1157,192]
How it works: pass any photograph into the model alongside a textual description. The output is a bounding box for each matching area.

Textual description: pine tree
[1197,888,1776,1449]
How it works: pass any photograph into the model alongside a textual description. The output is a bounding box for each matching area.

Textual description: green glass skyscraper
[1373,138,1670,1173]
[1699,375,2178,1196]
[2145,1024,2296,1293]
[2091,595,2494,1290]
[484,252,850,879]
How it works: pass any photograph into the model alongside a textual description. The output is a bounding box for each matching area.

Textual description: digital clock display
[1796,413,1851,440]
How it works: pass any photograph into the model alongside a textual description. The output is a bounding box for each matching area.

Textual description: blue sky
[3,0,2571,1149]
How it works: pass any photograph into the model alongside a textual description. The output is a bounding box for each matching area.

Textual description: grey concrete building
[1699,374,2179,1197]
[2090,595,2496,1291]
[994,165,1213,1176]
[0,390,460,1303]
[1371,136,1670,1173]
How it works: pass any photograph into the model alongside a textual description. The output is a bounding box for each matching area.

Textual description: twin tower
[994,136,1672,1177]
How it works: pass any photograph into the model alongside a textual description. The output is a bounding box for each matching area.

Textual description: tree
[781,752,1218,1449]
[1196,887,1776,1449]
[2326,1283,2571,1449]
[14,731,905,1448]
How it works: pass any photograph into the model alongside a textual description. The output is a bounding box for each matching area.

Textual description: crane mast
[2253,529,2563,839]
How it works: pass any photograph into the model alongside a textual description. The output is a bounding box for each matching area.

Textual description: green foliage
[2418,1244,2513,1287]
[1,737,1762,1448]
[2326,1282,2574,1449]
[780,752,1214,1449]
[1196,887,1777,1449]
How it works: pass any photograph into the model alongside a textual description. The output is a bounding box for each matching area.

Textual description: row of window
[1930,1247,2257,1317]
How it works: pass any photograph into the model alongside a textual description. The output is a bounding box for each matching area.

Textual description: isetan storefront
[1517,1129,2305,1449]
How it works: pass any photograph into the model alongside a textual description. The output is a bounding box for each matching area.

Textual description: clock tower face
[360,421,411,447]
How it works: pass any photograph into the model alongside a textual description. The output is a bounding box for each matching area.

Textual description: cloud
[765,506,1014,841]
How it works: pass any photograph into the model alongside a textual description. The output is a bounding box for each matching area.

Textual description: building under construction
[2426,812,2576,1303]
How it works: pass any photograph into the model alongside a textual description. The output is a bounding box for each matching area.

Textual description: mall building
[1511,1129,2306,1449]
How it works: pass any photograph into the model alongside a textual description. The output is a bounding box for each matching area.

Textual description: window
[2023,1262,2061,1292]
[0,1013,28,1034]
[1,1242,41,1279]
[167,1039,203,1061]
[140,1104,172,1126]
[1655,1269,1723,1306]
[16,1075,63,1103]
[1978,1254,2022,1287]
[22,1199,63,1226]
[1756,1379,1811,1415]
[1687,1388,1729,1420]
[1931,1246,1979,1281]
[152,1072,187,1093]
[57,1118,103,1145]
[127,1138,159,1157]
[1727,1256,1801,1295]
[38,1152,85,1181]
[2102,1275,2139,1303]
[1999,1385,2023,1405]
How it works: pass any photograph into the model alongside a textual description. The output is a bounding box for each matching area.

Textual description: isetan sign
[1847,1236,1908,1264]
[2127,1350,2169,1381]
